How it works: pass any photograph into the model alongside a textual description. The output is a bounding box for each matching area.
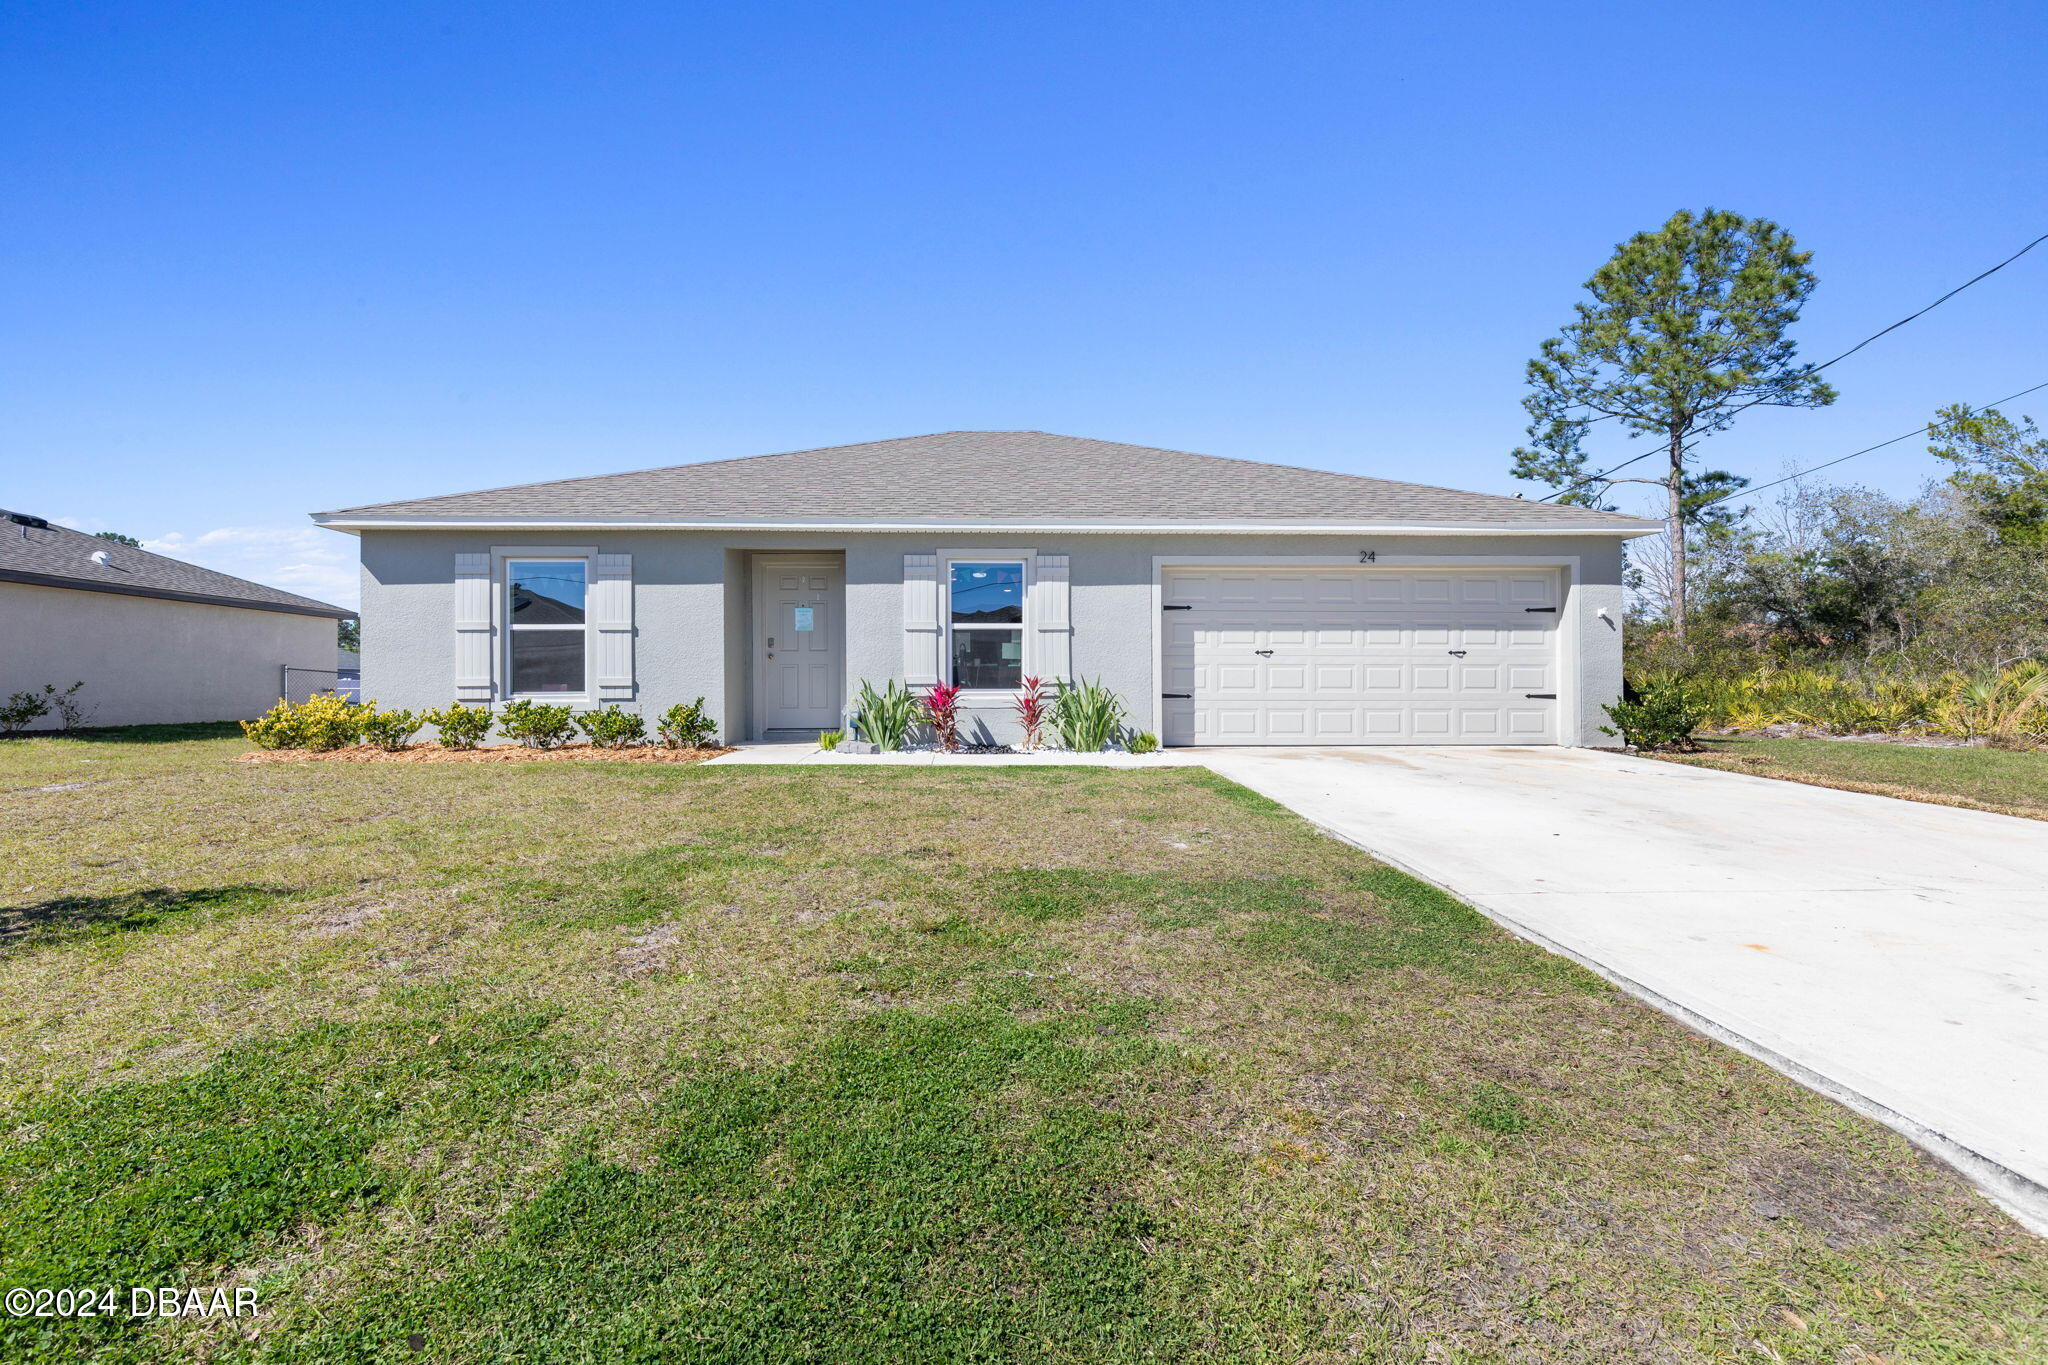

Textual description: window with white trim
[947,560,1026,689]
[505,558,589,694]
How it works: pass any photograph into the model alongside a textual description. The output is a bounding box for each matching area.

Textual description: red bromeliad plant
[922,681,963,752]
[1013,675,1047,751]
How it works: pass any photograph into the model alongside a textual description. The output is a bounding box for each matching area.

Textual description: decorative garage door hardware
[1163,692,1193,699]
[1524,606,1559,612]
[1162,603,1193,610]
[1525,693,1557,699]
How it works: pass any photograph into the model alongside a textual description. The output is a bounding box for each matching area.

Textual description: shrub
[1013,676,1048,751]
[852,679,920,751]
[576,705,647,749]
[1938,664,2048,749]
[656,698,718,749]
[358,708,423,752]
[921,682,963,753]
[1600,686,1705,751]
[818,730,844,751]
[1643,660,2048,746]
[1126,730,1159,755]
[497,698,577,749]
[0,690,50,735]
[422,703,494,749]
[1049,677,1126,752]
[241,694,371,751]
[38,682,94,731]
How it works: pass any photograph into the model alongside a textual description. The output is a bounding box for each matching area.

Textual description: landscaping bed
[236,742,732,765]
[2,728,2042,1363]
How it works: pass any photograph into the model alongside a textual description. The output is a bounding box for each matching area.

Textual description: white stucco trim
[1148,554,1587,746]
[317,515,1660,536]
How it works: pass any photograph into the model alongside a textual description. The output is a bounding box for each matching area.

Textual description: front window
[507,559,587,694]
[949,560,1024,689]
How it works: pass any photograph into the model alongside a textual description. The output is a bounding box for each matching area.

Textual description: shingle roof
[316,431,1659,530]
[0,517,352,619]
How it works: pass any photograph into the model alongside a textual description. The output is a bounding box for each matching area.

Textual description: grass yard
[2,725,2043,1363]
[1659,736,2048,822]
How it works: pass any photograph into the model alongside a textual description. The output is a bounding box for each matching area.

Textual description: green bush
[1600,686,1705,751]
[1050,677,1127,752]
[1126,730,1159,755]
[851,679,920,751]
[0,690,50,735]
[240,695,372,751]
[37,681,93,731]
[818,729,844,751]
[422,703,494,750]
[576,705,647,749]
[497,698,577,749]
[656,698,718,749]
[358,708,423,752]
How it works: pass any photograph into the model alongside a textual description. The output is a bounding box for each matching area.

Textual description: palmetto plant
[1049,677,1126,752]
[1013,676,1048,751]
[1639,660,2048,746]
[852,679,921,752]
[921,682,964,753]
[1937,664,2048,748]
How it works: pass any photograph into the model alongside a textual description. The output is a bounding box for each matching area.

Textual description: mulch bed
[237,743,734,765]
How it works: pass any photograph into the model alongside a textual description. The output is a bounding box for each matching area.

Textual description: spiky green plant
[1049,677,1127,753]
[851,679,921,752]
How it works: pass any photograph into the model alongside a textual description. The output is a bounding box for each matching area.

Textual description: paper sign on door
[792,606,815,632]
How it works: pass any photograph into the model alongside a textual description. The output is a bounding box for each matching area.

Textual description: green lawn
[1661,735,2048,820]
[2,727,2043,1363]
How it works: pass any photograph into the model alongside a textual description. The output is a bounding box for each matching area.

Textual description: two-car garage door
[1161,566,1562,746]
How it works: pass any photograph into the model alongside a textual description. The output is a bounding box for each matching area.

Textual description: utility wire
[1533,229,2048,503]
[1805,230,2047,374]
[1697,377,2048,506]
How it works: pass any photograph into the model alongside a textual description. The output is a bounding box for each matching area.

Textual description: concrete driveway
[1198,745,2048,1234]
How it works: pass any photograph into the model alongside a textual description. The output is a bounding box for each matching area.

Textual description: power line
[1700,377,2048,506]
[1806,230,2048,374]
[1533,228,2047,503]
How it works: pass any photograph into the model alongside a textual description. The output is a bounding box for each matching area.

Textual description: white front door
[1162,566,1562,745]
[753,558,844,735]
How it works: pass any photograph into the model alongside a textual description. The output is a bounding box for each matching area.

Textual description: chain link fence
[280,667,359,705]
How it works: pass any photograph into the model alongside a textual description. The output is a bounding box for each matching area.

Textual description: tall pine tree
[1512,209,1834,637]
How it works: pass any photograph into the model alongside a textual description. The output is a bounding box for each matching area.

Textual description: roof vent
[91,549,112,566]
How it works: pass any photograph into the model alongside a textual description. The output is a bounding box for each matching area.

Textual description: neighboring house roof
[313,431,1661,534]
[0,518,353,619]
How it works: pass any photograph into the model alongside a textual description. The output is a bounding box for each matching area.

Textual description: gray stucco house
[0,513,351,729]
[314,432,1660,747]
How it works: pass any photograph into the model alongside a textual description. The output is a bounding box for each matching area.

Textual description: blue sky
[3,1,2042,611]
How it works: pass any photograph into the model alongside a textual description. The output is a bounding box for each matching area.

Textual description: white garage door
[1161,566,1562,746]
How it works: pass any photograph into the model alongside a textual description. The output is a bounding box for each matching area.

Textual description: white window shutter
[903,554,940,685]
[453,552,494,701]
[1033,553,1072,680]
[592,553,634,700]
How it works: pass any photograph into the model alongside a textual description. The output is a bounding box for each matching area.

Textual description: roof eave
[310,513,1662,537]
[0,569,354,619]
